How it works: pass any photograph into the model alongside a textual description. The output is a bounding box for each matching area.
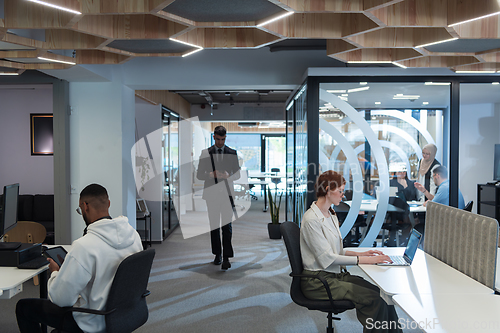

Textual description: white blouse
[300,202,357,273]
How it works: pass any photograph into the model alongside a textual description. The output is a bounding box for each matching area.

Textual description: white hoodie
[48,216,143,333]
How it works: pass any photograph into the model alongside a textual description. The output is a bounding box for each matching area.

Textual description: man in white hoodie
[16,184,143,333]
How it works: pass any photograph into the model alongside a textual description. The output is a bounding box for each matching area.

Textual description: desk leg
[148,215,152,247]
[40,270,48,333]
[263,184,268,212]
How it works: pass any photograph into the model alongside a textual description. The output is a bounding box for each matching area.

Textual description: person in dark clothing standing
[197,126,240,270]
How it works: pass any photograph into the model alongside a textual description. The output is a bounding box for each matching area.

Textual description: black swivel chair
[270,167,281,192]
[381,197,411,247]
[463,200,473,212]
[280,222,355,333]
[55,249,156,333]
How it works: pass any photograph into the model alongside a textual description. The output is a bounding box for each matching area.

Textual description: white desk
[349,248,492,297]
[0,264,48,299]
[393,293,500,333]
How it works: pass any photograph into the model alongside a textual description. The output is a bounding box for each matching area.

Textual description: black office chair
[381,197,411,247]
[463,201,473,212]
[55,249,155,333]
[280,222,355,333]
[270,167,281,192]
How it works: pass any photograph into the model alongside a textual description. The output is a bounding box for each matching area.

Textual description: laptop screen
[403,229,423,262]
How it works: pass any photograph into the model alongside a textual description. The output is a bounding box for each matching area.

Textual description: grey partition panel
[424,202,499,289]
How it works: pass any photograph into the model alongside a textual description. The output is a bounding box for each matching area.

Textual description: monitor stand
[0,242,22,250]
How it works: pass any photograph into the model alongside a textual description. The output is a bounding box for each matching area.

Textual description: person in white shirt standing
[16,183,143,333]
[300,171,402,333]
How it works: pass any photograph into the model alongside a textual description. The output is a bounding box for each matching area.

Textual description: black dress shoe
[221,258,231,270]
[213,255,222,265]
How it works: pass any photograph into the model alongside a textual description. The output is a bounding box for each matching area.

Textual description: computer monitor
[0,183,21,250]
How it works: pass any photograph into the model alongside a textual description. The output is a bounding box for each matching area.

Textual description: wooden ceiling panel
[4,0,77,29]
[335,48,421,62]
[175,28,280,48]
[79,0,175,14]
[349,27,453,48]
[276,0,364,12]
[400,55,479,68]
[0,59,69,70]
[74,14,188,39]
[363,0,405,11]
[76,50,132,64]
[452,15,500,38]
[370,0,447,27]
[447,0,500,27]
[480,52,500,63]
[264,13,379,38]
[453,62,500,72]
[326,39,358,55]
[45,30,108,49]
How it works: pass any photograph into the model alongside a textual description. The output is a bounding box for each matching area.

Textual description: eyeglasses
[76,207,82,215]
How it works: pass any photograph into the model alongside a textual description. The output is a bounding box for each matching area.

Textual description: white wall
[0,84,54,194]
[69,81,136,241]
[459,102,500,213]
[135,97,163,242]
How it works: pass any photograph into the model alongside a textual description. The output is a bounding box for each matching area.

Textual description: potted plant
[267,187,283,239]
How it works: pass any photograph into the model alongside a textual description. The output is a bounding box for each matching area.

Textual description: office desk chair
[270,167,281,192]
[281,222,355,333]
[463,201,473,212]
[54,249,155,333]
[381,197,411,247]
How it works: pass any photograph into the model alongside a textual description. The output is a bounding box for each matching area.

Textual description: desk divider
[424,201,499,289]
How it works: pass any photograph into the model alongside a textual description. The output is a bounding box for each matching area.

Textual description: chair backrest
[463,200,473,212]
[105,248,155,333]
[4,221,46,243]
[271,168,281,185]
[388,196,410,221]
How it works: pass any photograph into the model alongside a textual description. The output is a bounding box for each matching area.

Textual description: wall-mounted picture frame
[30,113,53,155]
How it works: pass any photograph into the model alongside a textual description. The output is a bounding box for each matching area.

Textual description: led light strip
[393,94,420,100]
[0,72,19,75]
[37,56,76,65]
[182,48,203,58]
[449,11,500,27]
[27,0,81,15]
[257,11,294,27]
[347,86,370,93]
[169,38,204,57]
[425,82,451,85]
[455,70,496,74]
[392,62,407,69]
[416,37,458,49]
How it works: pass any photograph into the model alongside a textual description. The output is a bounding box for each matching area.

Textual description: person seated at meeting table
[300,170,402,333]
[415,165,465,209]
[16,184,143,333]
[389,162,418,201]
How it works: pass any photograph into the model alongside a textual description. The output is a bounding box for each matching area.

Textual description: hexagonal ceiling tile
[400,55,480,68]
[334,48,422,63]
[348,27,454,48]
[174,28,281,48]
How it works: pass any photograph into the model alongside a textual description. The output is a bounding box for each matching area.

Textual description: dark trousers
[16,298,83,333]
[206,195,234,259]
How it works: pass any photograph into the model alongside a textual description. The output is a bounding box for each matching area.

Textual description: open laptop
[377,229,423,266]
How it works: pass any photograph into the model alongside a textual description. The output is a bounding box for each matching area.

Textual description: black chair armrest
[142,290,151,298]
[290,272,338,310]
[62,306,115,316]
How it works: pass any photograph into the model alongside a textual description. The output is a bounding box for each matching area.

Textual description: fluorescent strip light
[423,102,429,105]
[28,0,81,15]
[425,82,451,85]
[455,70,496,74]
[449,11,500,27]
[416,37,458,49]
[348,86,370,93]
[327,89,346,94]
[182,48,203,57]
[341,94,348,96]
[392,62,407,69]
[393,94,420,100]
[375,102,381,105]
[0,72,19,75]
[360,82,368,85]
[169,38,202,49]
[348,61,392,64]
[257,11,294,27]
[37,56,76,65]
[493,82,500,85]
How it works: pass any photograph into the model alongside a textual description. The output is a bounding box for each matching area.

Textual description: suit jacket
[196,145,240,200]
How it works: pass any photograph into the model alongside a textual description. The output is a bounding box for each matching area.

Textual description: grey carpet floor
[1,196,421,332]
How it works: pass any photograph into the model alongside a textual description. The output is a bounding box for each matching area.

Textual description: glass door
[261,134,286,192]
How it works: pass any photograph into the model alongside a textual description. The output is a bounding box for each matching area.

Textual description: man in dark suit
[197,126,240,270]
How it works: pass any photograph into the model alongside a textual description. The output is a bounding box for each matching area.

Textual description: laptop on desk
[377,229,422,266]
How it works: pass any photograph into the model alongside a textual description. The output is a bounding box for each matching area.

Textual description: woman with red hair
[300,170,402,332]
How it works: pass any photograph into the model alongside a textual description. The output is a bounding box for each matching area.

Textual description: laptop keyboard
[17,256,49,269]
[388,255,408,265]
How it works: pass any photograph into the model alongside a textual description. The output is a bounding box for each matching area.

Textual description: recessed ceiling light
[327,89,346,94]
[393,94,420,100]
[493,82,500,85]
[341,94,348,96]
[37,56,76,65]
[423,102,429,105]
[27,0,81,15]
[425,82,451,86]
[448,11,500,27]
[347,86,370,93]
[375,102,381,105]
[360,82,368,85]
[416,38,458,49]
